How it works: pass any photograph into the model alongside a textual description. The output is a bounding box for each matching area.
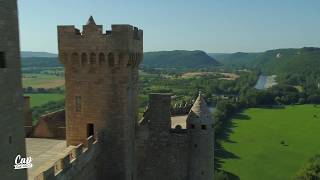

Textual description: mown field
[24,93,64,107]
[22,73,64,88]
[218,105,320,180]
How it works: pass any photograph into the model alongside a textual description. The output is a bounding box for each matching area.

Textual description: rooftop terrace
[26,138,74,179]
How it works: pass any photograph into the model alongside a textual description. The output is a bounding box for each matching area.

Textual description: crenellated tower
[186,92,215,180]
[58,16,143,180]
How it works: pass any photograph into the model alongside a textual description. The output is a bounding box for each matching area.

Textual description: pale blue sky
[18,0,320,53]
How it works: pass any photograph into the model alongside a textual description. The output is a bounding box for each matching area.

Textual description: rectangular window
[0,52,6,68]
[75,96,81,112]
[201,125,207,130]
[87,123,94,137]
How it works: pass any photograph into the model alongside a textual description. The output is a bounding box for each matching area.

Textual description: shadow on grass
[233,114,251,120]
[257,105,285,109]
[215,111,252,180]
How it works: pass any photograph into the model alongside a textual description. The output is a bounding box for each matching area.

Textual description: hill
[209,52,261,67]
[21,51,57,58]
[210,47,320,76]
[21,57,62,68]
[21,50,221,69]
[142,50,221,69]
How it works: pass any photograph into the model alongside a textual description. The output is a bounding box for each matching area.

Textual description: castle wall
[0,0,27,179]
[136,94,190,180]
[34,136,100,180]
[24,96,33,136]
[24,96,33,126]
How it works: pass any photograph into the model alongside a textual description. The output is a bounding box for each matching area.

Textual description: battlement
[34,136,100,180]
[170,101,194,116]
[58,17,143,72]
[57,17,143,40]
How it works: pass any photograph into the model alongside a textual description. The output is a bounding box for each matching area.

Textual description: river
[254,75,277,90]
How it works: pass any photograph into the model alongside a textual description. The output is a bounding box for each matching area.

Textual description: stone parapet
[34,136,100,180]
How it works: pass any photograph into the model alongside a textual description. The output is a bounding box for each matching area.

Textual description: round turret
[187,92,214,180]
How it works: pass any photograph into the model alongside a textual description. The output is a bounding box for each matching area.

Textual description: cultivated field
[23,73,64,88]
[25,93,64,107]
[218,105,320,180]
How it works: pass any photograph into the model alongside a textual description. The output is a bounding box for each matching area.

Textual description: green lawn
[24,93,64,107]
[219,105,320,180]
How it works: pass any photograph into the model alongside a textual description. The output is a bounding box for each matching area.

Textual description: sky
[18,0,320,53]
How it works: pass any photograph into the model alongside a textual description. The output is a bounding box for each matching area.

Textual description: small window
[194,144,197,148]
[108,53,115,67]
[75,96,81,112]
[90,53,96,65]
[81,53,88,66]
[201,125,207,130]
[99,53,105,65]
[0,52,6,68]
[190,124,195,129]
[87,123,94,137]
[8,136,12,144]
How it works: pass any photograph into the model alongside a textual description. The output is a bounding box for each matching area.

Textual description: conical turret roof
[188,92,212,124]
[86,16,96,25]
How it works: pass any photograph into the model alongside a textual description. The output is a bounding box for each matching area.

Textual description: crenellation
[35,136,100,180]
[58,23,143,41]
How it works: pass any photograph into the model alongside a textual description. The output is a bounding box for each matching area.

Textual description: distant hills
[21,51,57,58]
[21,57,62,68]
[21,50,221,69]
[21,48,320,76]
[143,50,220,69]
[210,47,320,75]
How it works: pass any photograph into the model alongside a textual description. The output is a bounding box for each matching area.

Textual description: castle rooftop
[188,92,212,124]
[86,16,96,25]
[26,138,73,179]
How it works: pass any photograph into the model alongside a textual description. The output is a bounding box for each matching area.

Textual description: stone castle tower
[136,92,214,180]
[187,93,215,179]
[0,0,28,179]
[58,17,143,179]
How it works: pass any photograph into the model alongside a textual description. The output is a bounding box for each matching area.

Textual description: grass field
[218,105,320,180]
[25,93,64,107]
[22,73,64,88]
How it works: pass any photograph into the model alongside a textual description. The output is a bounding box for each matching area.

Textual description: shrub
[293,154,320,180]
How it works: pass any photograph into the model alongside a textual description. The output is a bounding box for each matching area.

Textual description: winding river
[254,75,277,90]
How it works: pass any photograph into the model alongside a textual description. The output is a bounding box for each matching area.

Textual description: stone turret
[58,17,143,180]
[187,92,214,180]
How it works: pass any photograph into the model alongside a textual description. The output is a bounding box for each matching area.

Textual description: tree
[294,154,320,180]
[298,98,306,104]
[275,96,281,105]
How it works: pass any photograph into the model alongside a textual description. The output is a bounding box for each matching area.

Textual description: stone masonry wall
[136,94,190,180]
[34,136,100,180]
[0,0,28,179]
